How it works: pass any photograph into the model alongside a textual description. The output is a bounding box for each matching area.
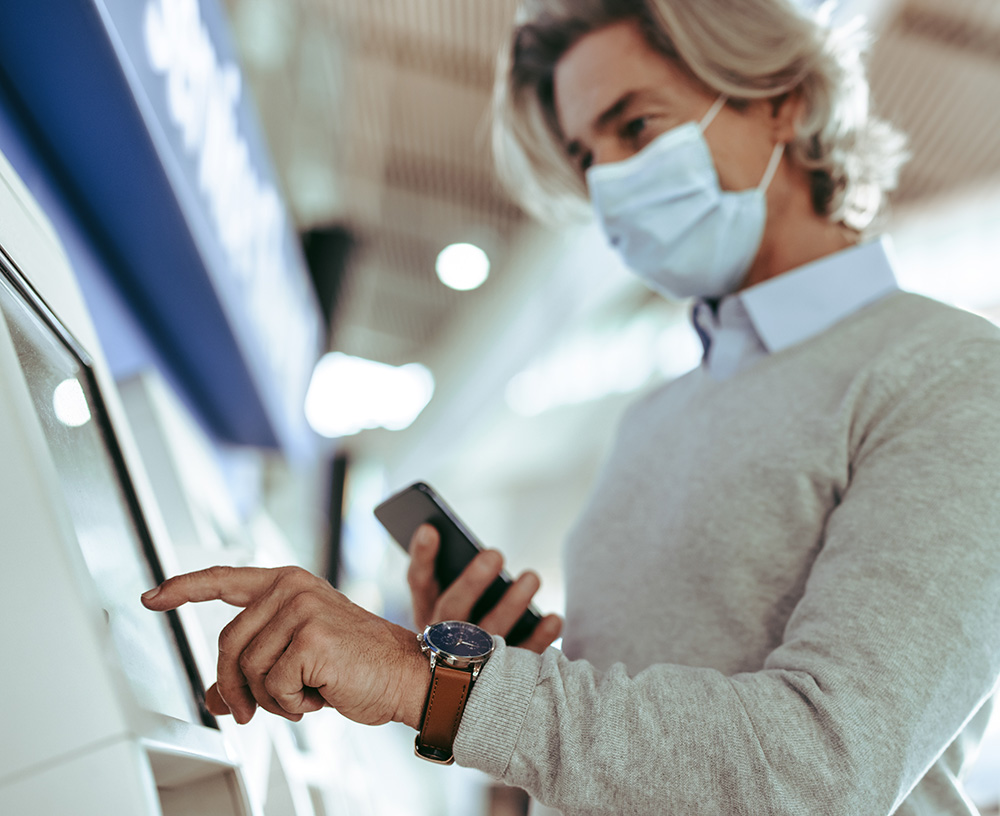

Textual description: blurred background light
[891,183,1000,318]
[305,352,434,438]
[435,243,490,291]
[505,311,702,418]
[230,0,294,70]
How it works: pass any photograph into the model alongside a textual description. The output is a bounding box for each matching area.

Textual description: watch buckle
[414,737,455,765]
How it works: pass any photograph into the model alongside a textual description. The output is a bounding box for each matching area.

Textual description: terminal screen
[0,254,208,726]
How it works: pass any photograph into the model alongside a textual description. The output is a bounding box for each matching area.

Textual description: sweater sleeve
[452,338,1000,815]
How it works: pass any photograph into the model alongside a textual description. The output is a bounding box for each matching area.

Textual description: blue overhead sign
[0,0,322,457]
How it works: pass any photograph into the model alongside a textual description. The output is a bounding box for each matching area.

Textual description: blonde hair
[493,0,909,228]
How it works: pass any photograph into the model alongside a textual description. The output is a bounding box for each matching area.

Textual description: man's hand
[406,524,563,652]
[141,566,430,729]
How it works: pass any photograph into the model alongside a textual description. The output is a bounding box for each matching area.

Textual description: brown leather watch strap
[415,664,473,764]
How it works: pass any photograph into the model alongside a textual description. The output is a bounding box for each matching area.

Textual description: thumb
[205,683,232,717]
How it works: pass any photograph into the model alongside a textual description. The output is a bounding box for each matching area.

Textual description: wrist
[393,624,432,730]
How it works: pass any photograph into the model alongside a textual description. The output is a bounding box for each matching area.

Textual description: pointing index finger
[141,566,278,611]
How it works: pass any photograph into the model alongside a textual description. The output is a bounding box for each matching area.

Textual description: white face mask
[586,95,784,300]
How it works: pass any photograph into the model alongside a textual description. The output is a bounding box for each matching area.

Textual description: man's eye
[623,117,648,140]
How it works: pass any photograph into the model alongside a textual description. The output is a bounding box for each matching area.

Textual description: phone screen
[375,482,541,645]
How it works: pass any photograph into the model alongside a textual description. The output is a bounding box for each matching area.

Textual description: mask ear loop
[700,94,784,192]
[758,143,785,192]
[699,95,728,132]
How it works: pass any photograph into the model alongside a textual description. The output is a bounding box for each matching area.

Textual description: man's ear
[770,90,805,143]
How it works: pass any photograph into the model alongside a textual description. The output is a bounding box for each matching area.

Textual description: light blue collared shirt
[691,237,901,380]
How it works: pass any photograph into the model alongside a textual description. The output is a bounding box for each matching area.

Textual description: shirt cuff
[452,636,543,777]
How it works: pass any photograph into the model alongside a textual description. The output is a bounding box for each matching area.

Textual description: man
[144,1,1000,812]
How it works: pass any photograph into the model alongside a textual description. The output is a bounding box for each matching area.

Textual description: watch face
[425,620,494,660]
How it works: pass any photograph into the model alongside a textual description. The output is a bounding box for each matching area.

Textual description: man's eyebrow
[564,90,652,157]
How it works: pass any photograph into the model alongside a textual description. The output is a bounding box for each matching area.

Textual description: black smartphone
[374,481,542,646]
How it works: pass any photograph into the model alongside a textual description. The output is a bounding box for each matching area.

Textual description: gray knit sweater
[454,291,1000,815]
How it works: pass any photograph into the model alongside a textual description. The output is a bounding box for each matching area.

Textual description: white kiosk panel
[0,146,253,815]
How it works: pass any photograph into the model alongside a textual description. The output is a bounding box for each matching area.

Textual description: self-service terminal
[0,145,256,815]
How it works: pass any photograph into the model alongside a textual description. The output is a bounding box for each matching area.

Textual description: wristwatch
[414,620,495,764]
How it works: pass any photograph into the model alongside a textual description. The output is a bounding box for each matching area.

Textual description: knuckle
[237,650,255,675]
[263,672,287,701]
[263,672,279,698]
[275,566,311,590]
[217,621,239,655]
[287,589,321,617]
[298,619,327,648]
[206,565,236,581]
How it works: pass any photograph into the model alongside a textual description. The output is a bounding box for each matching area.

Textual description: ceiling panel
[871,0,1000,204]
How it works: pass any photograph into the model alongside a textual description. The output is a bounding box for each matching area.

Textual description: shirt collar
[694,236,901,358]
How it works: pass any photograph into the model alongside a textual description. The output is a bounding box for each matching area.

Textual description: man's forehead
[553,23,687,143]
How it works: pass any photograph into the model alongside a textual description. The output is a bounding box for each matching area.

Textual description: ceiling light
[305,353,434,438]
[435,243,490,291]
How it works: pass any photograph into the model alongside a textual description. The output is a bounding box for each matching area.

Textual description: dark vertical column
[302,225,354,333]
[325,451,349,588]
